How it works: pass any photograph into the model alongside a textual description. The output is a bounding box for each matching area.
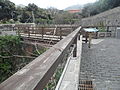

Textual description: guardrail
[15,25,78,40]
[0,24,78,37]
[82,25,118,38]
[0,26,81,90]
[98,32,112,38]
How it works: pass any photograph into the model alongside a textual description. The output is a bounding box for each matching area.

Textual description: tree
[54,11,80,24]
[0,0,15,20]
[82,0,120,17]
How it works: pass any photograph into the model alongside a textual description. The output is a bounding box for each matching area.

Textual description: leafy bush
[0,35,47,83]
[0,35,21,83]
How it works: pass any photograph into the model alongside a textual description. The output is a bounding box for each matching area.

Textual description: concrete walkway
[80,38,120,90]
[56,36,82,90]
[57,57,80,90]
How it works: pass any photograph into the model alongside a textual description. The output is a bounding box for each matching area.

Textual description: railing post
[42,27,44,39]
[78,33,80,40]
[60,27,62,40]
[28,27,30,37]
[39,27,41,35]
[107,26,109,32]
[73,36,77,57]
[95,31,98,39]
[88,32,92,48]
[17,27,21,36]
[115,26,117,37]
[73,27,76,32]
[85,32,88,43]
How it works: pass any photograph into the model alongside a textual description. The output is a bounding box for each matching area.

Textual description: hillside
[64,4,82,10]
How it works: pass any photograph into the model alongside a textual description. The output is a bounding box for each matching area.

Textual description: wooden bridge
[1,6,120,90]
[16,25,78,47]
[0,23,120,90]
[0,25,83,90]
[0,24,79,47]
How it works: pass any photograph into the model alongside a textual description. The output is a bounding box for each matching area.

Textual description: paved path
[80,38,120,90]
[56,36,82,90]
[58,57,79,90]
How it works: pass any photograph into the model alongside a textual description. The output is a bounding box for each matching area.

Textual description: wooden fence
[15,25,78,40]
[0,24,78,37]
[0,26,81,90]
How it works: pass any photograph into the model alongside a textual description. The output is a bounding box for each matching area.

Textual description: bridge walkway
[55,35,82,90]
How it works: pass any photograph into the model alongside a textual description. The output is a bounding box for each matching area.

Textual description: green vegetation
[0,0,15,21]
[98,27,106,32]
[44,67,63,90]
[44,52,69,90]
[0,35,21,54]
[0,35,47,83]
[0,35,21,83]
[0,0,81,24]
[82,0,120,17]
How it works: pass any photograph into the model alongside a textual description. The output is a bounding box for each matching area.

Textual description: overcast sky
[10,0,97,10]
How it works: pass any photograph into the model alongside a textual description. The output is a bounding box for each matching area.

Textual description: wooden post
[78,33,80,40]
[12,26,14,31]
[95,31,98,39]
[72,27,75,32]
[28,27,30,37]
[85,32,88,43]
[17,27,20,36]
[73,36,77,57]
[88,32,92,48]
[107,26,109,32]
[115,26,117,37]
[42,27,44,39]
[39,27,41,36]
[60,27,62,40]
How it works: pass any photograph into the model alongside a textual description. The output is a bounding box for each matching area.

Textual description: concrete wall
[81,6,120,37]
[81,6,120,27]
[0,23,35,36]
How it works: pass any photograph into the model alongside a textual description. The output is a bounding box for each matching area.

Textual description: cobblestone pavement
[80,38,120,90]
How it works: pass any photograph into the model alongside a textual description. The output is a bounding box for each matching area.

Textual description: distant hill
[64,4,83,10]
[16,4,26,8]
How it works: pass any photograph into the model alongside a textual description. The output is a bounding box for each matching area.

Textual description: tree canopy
[82,0,120,17]
[0,0,15,20]
[0,0,81,24]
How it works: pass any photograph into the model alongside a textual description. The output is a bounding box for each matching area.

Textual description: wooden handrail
[82,25,120,28]
[0,26,81,90]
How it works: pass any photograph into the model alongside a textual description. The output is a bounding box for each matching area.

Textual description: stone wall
[81,6,120,37]
[81,6,120,27]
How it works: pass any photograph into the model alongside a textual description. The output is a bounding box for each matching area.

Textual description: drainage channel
[78,79,93,90]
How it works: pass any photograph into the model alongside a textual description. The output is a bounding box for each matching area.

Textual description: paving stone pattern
[80,38,120,90]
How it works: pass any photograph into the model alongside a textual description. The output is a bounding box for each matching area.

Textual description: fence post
[28,27,30,37]
[88,32,92,48]
[42,27,44,39]
[78,31,81,40]
[60,27,62,40]
[107,26,109,32]
[85,32,88,43]
[73,36,77,57]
